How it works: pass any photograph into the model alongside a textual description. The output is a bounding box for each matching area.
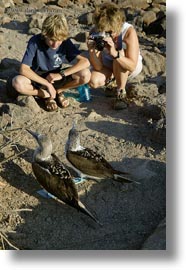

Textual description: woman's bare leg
[89,67,112,89]
[113,60,129,91]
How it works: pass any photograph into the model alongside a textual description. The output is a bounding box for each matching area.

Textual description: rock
[0,58,20,70]
[44,5,63,13]
[0,7,5,15]
[12,0,24,4]
[139,104,164,120]
[142,11,157,27]
[0,104,10,116]
[16,96,41,114]
[153,0,166,5]
[150,117,166,145]
[0,33,5,44]
[74,32,87,42]
[87,111,102,120]
[28,12,47,30]
[142,10,166,36]
[125,7,140,21]
[158,81,166,94]
[78,12,93,25]
[141,50,165,76]
[25,0,45,9]
[141,218,166,250]
[57,0,71,8]
[134,15,144,30]
[118,0,150,9]
[0,0,14,8]
[28,27,41,35]
[0,15,12,25]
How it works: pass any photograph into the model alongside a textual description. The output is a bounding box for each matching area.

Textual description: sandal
[104,78,117,97]
[57,92,70,108]
[38,87,50,99]
[45,98,58,112]
[113,89,128,110]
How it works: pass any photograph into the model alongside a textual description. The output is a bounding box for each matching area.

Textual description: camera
[89,33,109,51]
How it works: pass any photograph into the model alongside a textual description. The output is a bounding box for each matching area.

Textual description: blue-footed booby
[26,129,100,224]
[66,123,139,184]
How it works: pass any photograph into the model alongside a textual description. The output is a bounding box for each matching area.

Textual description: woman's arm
[89,49,103,71]
[104,27,139,73]
[87,34,103,71]
[116,27,139,72]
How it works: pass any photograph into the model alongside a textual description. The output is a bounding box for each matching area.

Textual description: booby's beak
[26,129,40,140]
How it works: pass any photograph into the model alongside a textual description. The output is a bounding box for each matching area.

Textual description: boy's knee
[12,76,26,93]
[12,76,21,90]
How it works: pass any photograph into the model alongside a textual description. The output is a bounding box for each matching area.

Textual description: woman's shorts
[128,56,143,80]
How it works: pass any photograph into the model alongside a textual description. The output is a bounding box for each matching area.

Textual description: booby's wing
[32,155,100,224]
[67,148,114,179]
[32,156,79,206]
[67,148,135,184]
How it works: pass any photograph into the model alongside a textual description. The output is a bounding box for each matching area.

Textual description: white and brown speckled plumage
[66,124,139,184]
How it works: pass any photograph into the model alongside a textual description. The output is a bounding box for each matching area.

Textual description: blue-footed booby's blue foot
[73,177,86,185]
[37,189,55,199]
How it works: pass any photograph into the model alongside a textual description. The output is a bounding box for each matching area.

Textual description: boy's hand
[46,83,56,99]
[46,73,62,83]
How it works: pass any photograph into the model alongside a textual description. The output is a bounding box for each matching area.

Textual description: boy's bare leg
[56,68,91,94]
[12,75,50,98]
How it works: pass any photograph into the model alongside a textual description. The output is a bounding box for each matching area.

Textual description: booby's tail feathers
[78,201,102,226]
[113,172,140,185]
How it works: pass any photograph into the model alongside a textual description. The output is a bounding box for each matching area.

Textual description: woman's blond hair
[93,2,125,34]
[41,14,69,41]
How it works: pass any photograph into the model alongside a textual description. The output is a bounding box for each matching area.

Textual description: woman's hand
[104,36,118,58]
[87,38,96,52]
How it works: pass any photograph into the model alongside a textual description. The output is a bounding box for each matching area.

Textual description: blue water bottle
[77,84,91,102]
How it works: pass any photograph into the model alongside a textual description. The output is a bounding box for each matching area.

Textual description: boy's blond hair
[93,2,125,34]
[41,14,69,41]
